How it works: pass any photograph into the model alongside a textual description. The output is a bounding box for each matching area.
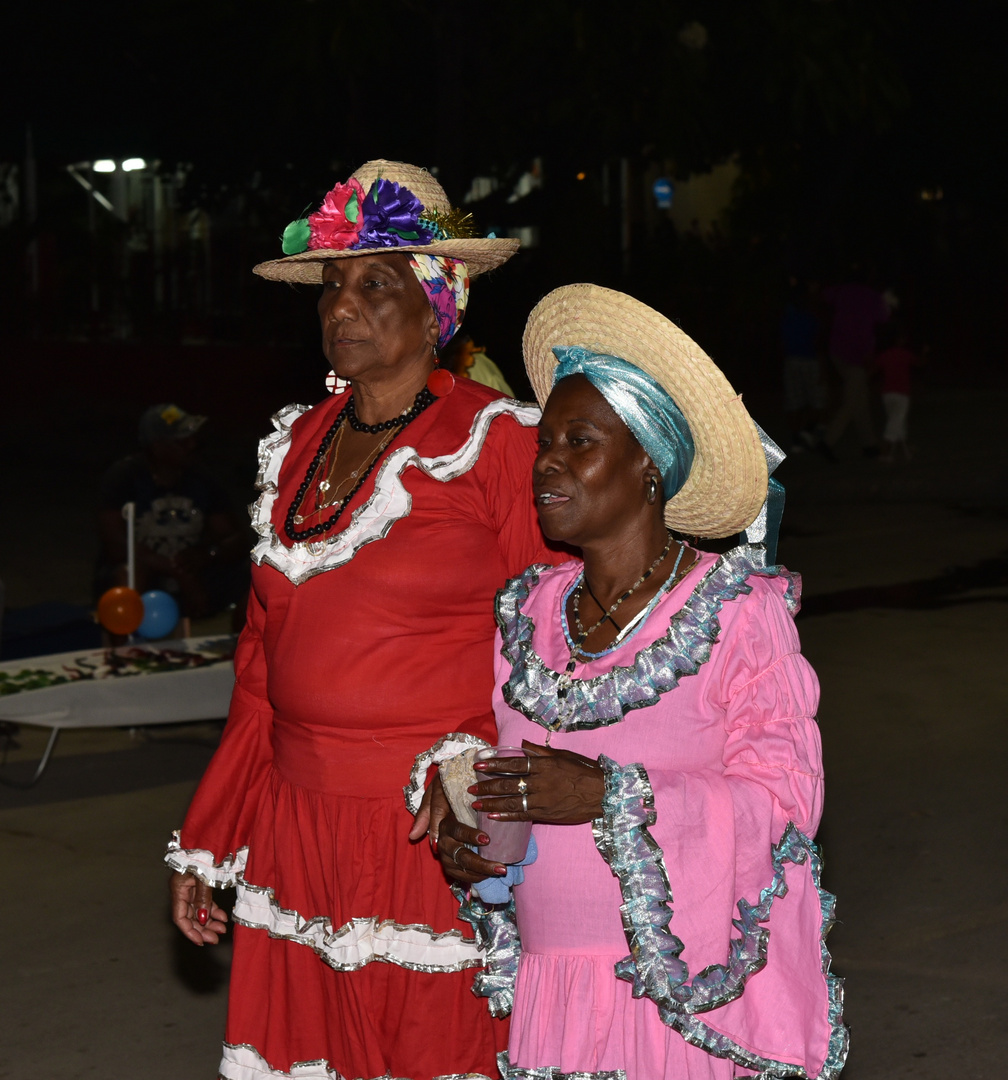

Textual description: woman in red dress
[166,160,556,1080]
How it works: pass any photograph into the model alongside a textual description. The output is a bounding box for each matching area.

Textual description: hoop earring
[646,476,659,504]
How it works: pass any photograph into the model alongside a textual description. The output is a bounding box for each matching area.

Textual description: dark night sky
[4,1,1004,197]
[3,0,1006,369]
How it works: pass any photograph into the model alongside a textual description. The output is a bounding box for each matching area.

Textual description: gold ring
[516,779,528,795]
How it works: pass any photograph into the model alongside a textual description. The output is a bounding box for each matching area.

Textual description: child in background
[874,324,922,463]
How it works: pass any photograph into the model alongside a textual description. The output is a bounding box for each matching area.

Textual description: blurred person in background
[873,320,924,463]
[95,403,248,623]
[780,275,827,454]
[819,264,890,459]
[443,330,516,395]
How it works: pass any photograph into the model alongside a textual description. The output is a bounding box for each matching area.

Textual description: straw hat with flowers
[523,283,769,539]
[254,160,518,284]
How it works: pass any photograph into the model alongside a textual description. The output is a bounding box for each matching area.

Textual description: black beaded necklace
[283,386,435,542]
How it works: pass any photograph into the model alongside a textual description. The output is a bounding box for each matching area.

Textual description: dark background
[1,0,1005,607]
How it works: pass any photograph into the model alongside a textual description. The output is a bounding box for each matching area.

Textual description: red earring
[426,346,455,397]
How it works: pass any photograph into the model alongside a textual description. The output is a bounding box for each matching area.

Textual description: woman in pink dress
[432,285,848,1079]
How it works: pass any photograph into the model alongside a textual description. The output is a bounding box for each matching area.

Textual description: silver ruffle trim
[497,545,800,732]
[403,731,491,816]
[250,398,541,585]
[164,830,246,888]
[591,757,848,1079]
[220,1041,495,1080]
[456,886,521,1018]
[496,1053,626,1080]
[233,878,483,973]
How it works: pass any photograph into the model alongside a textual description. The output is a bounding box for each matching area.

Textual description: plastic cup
[475,745,533,864]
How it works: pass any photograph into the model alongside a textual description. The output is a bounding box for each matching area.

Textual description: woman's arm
[165,577,276,941]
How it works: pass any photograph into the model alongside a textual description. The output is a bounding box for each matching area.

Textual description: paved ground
[1,376,1006,1079]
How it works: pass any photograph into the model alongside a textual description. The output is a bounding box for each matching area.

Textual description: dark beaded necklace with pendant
[556,532,676,702]
[283,386,435,542]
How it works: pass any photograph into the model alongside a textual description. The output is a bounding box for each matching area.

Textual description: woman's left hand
[470,739,606,825]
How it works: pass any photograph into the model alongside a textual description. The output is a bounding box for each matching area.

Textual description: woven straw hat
[253,159,519,284]
[523,283,768,538]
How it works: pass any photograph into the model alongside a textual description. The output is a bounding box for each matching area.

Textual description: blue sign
[653,178,674,209]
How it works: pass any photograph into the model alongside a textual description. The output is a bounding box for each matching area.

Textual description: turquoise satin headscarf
[552,346,695,500]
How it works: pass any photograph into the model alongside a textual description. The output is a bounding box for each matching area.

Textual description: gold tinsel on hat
[419,206,478,241]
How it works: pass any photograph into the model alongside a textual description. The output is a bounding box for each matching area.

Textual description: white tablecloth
[0,637,236,729]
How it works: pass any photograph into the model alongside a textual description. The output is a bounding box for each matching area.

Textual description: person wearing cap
[432,286,848,1080]
[165,161,559,1080]
[95,403,247,621]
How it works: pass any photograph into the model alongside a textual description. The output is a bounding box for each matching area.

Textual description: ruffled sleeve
[589,574,846,1078]
[717,573,823,837]
[164,579,276,887]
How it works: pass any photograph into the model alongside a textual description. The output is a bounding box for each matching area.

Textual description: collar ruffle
[497,545,799,732]
[250,397,541,586]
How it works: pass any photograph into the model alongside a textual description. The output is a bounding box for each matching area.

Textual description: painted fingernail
[494,866,507,876]
[487,813,502,820]
[471,800,483,810]
[473,761,488,770]
[466,784,479,794]
[196,908,209,926]
[477,833,490,845]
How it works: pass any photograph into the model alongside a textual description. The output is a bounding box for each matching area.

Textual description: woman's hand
[169,870,228,945]
[409,773,507,885]
[470,739,606,825]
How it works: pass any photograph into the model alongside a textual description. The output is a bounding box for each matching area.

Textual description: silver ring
[523,756,532,775]
[516,779,528,795]
[521,793,528,813]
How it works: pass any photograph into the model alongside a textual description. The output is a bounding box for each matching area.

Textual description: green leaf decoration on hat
[282,218,311,255]
[345,190,359,224]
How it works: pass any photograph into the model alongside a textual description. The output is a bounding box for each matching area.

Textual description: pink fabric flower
[307,178,365,251]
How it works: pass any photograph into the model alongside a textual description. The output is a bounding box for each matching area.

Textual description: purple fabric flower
[356,179,436,248]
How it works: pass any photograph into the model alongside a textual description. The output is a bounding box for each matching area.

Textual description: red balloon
[97,586,145,635]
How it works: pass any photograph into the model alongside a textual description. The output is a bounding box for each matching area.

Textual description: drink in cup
[475,745,534,865]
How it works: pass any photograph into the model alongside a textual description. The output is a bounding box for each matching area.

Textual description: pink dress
[476,547,847,1080]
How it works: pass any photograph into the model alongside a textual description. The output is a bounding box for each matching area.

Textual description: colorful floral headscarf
[408,254,470,350]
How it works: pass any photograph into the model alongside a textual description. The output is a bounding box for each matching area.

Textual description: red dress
[166,379,557,1080]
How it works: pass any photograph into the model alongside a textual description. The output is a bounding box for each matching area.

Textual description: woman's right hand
[169,870,228,945]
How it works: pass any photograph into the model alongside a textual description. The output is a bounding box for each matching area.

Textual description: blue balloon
[136,589,180,640]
